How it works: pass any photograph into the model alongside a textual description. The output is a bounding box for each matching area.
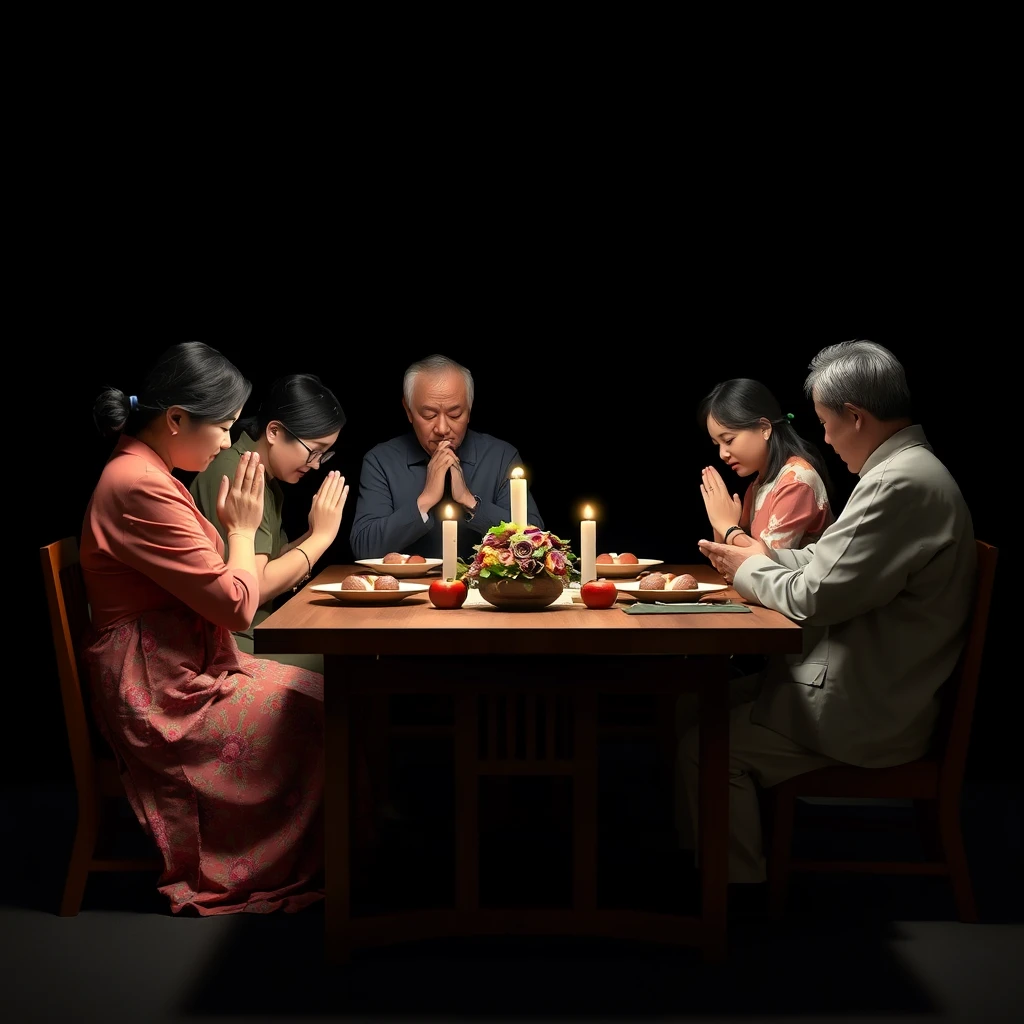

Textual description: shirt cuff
[420,509,429,523]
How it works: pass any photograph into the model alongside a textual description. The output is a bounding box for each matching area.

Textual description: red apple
[429,578,468,609]
[580,578,617,609]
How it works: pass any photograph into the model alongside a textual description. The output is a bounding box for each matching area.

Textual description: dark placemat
[622,602,752,614]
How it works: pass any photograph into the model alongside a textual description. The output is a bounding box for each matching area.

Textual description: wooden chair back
[931,539,999,794]
[40,536,160,915]
[767,538,998,923]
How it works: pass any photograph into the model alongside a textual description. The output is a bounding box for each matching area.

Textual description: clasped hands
[216,449,265,537]
[698,464,766,584]
[421,439,473,508]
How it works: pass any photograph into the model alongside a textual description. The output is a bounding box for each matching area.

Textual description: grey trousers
[675,675,839,883]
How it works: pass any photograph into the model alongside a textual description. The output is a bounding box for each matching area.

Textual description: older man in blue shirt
[350,354,544,561]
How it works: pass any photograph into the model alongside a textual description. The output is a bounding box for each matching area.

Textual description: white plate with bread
[354,556,442,578]
[590,555,664,578]
[614,578,728,604]
[311,580,430,605]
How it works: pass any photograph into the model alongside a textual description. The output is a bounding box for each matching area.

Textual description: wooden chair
[40,537,161,916]
[766,539,998,922]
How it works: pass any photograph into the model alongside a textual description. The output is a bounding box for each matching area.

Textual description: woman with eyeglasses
[81,342,327,914]
[189,372,348,670]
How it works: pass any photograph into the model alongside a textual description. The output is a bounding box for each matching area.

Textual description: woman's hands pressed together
[700,465,741,540]
[308,470,349,543]
[218,450,265,539]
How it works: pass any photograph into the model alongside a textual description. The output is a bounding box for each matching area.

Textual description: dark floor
[3,740,1022,1023]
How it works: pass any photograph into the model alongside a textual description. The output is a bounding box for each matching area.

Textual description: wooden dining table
[254,562,802,963]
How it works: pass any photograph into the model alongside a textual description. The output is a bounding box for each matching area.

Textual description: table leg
[573,688,598,912]
[324,655,351,964]
[454,691,479,912]
[698,659,730,963]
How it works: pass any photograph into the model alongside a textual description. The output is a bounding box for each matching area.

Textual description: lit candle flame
[445,504,454,519]
[511,467,524,480]
[583,504,594,520]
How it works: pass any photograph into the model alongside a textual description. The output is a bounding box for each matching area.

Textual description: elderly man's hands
[697,532,768,584]
[419,440,460,511]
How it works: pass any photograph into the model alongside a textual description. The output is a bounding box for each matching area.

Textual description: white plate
[310,581,430,605]
[354,557,443,578]
[614,581,728,604]
[588,557,664,579]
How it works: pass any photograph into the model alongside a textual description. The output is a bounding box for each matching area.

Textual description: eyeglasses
[281,424,335,466]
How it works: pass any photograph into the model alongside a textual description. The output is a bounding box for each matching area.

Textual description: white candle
[580,504,596,584]
[443,504,458,581]
[510,466,527,528]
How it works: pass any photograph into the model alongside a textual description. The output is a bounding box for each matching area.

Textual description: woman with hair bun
[81,341,325,916]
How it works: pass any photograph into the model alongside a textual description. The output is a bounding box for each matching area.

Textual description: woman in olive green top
[190,373,348,670]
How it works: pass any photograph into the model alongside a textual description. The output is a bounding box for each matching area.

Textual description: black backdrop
[21,302,1012,788]
[7,131,1012,791]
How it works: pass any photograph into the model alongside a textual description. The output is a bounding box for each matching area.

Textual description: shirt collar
[234,430,259,454]
[114,434,172,474]
[859,423,930,477]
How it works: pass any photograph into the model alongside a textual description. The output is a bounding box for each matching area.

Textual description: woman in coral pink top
[697,378,835,551]
[676,377,838,846]
[79,341,326,916]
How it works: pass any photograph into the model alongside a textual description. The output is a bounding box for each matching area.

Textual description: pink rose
[126,686,151,709]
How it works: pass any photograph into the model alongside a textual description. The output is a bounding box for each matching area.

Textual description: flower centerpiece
[457,521,580,609]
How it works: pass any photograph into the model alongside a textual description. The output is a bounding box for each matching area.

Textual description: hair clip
[129,395,139,411]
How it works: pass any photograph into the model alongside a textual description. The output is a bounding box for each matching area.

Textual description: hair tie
[786,412,794,422]
[129,395,139,411]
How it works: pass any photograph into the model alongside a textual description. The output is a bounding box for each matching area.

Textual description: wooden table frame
[255,564,802,963]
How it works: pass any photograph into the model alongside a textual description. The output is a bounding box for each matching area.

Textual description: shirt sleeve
[349,450,431,558]
[756,471,829,549]
[120,470,259,632]
[733,469,929,627]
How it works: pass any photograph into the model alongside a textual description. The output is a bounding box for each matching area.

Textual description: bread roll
[638,572,668,590]
[639,572,698,592]
[374,575,400,591]
[382,552,406,564]
[596,553,614,564]
[669,573,698,591]
[406,554,426,563]
[616,552,638,564]
[342,574,376,591]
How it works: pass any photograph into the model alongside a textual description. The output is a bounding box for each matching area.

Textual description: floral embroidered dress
[79,435,324,915]
[741,456,833,549]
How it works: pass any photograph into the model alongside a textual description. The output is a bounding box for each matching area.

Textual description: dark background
[22,290,1012,788]
[12,93,1013,790]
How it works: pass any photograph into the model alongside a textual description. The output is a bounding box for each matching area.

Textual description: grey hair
[804,339,913,421]
[403,354,475,410]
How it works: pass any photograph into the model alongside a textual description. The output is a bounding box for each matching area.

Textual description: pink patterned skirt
[83,608,325,915]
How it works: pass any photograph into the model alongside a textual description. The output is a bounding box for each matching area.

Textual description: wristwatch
[463,495,482,521]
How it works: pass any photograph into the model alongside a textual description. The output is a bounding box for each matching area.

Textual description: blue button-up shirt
[349,429,544,560]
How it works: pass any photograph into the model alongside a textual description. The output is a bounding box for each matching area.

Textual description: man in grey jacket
[682,339,976,886]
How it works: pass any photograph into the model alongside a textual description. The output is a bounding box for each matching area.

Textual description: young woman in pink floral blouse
[697,378,835,550]
[676,377,838,846]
